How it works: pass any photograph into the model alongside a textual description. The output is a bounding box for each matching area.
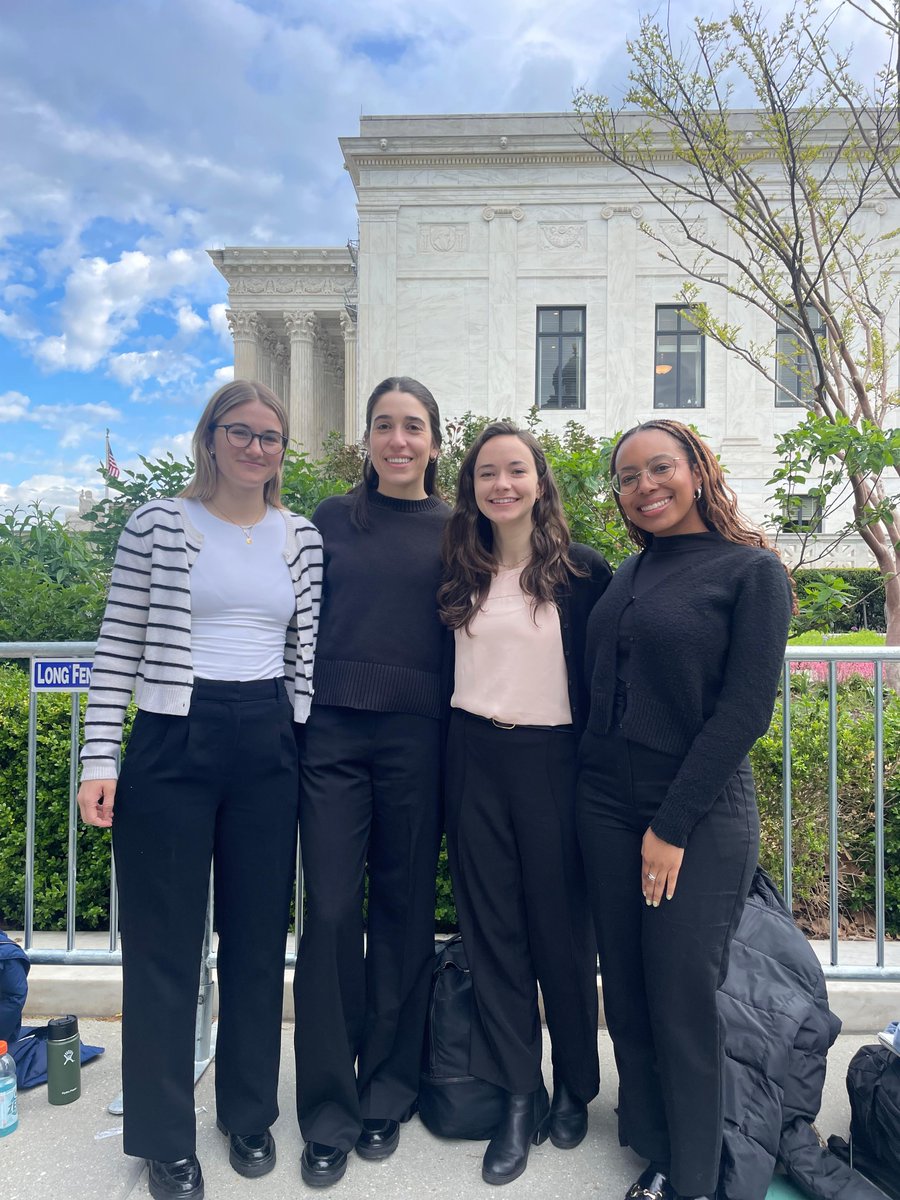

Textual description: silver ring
[646,872,656,881]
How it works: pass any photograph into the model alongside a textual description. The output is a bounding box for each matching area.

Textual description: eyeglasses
[611,454,689,496]
[212,423,288,454]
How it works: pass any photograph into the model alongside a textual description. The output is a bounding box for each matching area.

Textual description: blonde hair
[181,379,289,506]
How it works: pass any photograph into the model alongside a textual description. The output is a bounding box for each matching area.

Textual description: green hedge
[792,568,886,632]
[1,663,897,936]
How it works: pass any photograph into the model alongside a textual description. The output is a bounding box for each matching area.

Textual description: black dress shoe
[301,1141,348,1188]
[482,1084,551,1185]
[216,1118,276,1177]
[625,1167,676,1200]
[355,1118,400,1160]
[548,1081,588,1149]
[148,1155,204,1200]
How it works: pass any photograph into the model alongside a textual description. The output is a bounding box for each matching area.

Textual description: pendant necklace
[207,500,266,545]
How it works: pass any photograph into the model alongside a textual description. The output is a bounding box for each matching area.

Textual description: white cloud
[34,248,214,372]
[208,303,232,345]
[176,304,205,335]
[0,391,32,421]
[3,284,36,303]
[213,365,234,384]
[0,308,38,341]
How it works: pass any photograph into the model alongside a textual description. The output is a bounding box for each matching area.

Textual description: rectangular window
[654,306,704,409]
[536,307,586,409]
[783,494,823,533]
[775,305,826,407]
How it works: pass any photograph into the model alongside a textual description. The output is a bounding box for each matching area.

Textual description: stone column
[323,342,344,445]
[340,311,359,443]
[274,340,289,407]
[482,206,524,417]
[602,207,640,432]
[227,309,261,382]
[284,311,318,454]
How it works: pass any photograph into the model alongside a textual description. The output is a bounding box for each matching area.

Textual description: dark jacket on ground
[0,930,29,1043]
[718,869,882,1200]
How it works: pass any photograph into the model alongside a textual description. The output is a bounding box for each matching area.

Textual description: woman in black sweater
[440,422,611,1185]
[293,378,450,1188]
[576,419,794,1200]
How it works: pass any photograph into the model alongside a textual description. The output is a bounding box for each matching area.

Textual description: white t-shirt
[185,500,295,681]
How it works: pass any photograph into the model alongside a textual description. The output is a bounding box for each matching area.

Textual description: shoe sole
[549,1128,587,1150]
[216,1119,276,1178]
[301,1156,348,1188]
[148,1174,204,1200]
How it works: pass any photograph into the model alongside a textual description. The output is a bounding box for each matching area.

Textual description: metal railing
[2,639,898,1049]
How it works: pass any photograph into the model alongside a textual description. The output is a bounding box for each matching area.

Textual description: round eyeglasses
[611,454,688,496]
[212,423,288,454]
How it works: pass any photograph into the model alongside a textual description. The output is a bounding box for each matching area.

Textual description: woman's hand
[641,827,684,906]
[77,779,117,828]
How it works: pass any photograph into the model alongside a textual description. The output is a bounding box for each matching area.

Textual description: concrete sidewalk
[2,1021,886,1200]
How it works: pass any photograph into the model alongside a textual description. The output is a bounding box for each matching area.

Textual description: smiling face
[209,398,285,499]
[367,390,437,500]
[472,434,541,532]
[613,427,707,537]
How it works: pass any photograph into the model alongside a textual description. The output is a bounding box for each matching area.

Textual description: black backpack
[418,935,505,1140]
[828,1043,900,1200]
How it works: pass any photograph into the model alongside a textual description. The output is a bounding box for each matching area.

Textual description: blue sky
[0,0,881,512]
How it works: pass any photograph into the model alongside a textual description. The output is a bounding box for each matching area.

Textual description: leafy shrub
[0,664,133,930]
[751,676,900,936]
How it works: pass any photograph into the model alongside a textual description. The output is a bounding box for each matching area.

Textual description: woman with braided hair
[576,419,794,1200]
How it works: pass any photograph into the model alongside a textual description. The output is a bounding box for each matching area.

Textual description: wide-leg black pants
[445,710,600,1100]
[293,706,442,1151]
[113,677,299,1162]
[576,730,759,1197]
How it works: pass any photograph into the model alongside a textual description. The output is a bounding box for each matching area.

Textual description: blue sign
[31,660,93,691]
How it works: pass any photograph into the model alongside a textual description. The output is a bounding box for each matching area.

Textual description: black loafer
[301,1142,348,1188]
[216,1119,276,1178]
[148,1155,204,1200]
[548,1081,588,1149]
[625,1167,676,1200]
[355,1118,400,1160]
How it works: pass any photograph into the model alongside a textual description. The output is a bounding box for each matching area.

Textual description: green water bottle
[47,1015,81,1105]
[0,1040,17,1135]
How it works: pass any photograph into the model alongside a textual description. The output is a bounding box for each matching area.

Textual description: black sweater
[312,489,451,719]
[554,543,613,734]
[584,532,793,846]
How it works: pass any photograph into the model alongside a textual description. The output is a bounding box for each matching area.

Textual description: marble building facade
[210,113,893,566]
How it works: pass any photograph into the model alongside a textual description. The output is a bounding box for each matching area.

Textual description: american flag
[105,432,120,479]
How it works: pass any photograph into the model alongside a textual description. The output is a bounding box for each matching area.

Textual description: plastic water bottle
[0,1040,17,1136]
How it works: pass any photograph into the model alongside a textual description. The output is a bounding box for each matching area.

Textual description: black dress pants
[576,730,759,1197]
[293,706,442,1151]
[113,678,299,1162]
[445,710,600,1100]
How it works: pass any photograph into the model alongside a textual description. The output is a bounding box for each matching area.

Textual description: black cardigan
[584,536,793,846]
[556,542,614,735]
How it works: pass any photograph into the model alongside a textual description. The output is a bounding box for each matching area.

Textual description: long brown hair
[350,376,442,530]
[610,418,770,551]
[439,421,584,632]
[181,379,288,507]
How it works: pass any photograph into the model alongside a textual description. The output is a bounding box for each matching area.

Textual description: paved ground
[2,1021,884,1200]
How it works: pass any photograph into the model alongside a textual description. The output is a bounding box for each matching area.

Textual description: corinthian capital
[283,310,319,341]
[226,309,261,338]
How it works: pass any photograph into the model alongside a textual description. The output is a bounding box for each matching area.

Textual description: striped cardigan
[80,498,323,781]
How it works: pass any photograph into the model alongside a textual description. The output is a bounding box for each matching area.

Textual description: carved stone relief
[233,276,349,296]
[482,206,525,222]
[416,224,469,253]
[539,223,586,250]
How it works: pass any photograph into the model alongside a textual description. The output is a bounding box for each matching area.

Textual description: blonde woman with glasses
[78,380,323,1200]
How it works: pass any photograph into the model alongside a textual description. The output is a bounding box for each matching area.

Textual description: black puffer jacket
[717,869,882,1200]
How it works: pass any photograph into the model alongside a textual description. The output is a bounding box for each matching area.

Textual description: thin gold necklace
[497,553,531,570]
[206,499,267,545]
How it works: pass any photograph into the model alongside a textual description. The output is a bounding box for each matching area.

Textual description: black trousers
[445,710,600,1100]
[293,706,442,1151]
[576,730,759,1197]
[113,677,299,1162]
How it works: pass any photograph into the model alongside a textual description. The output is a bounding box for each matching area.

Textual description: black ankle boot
[481,1084,550,1185]
[548,1080,588,1149]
